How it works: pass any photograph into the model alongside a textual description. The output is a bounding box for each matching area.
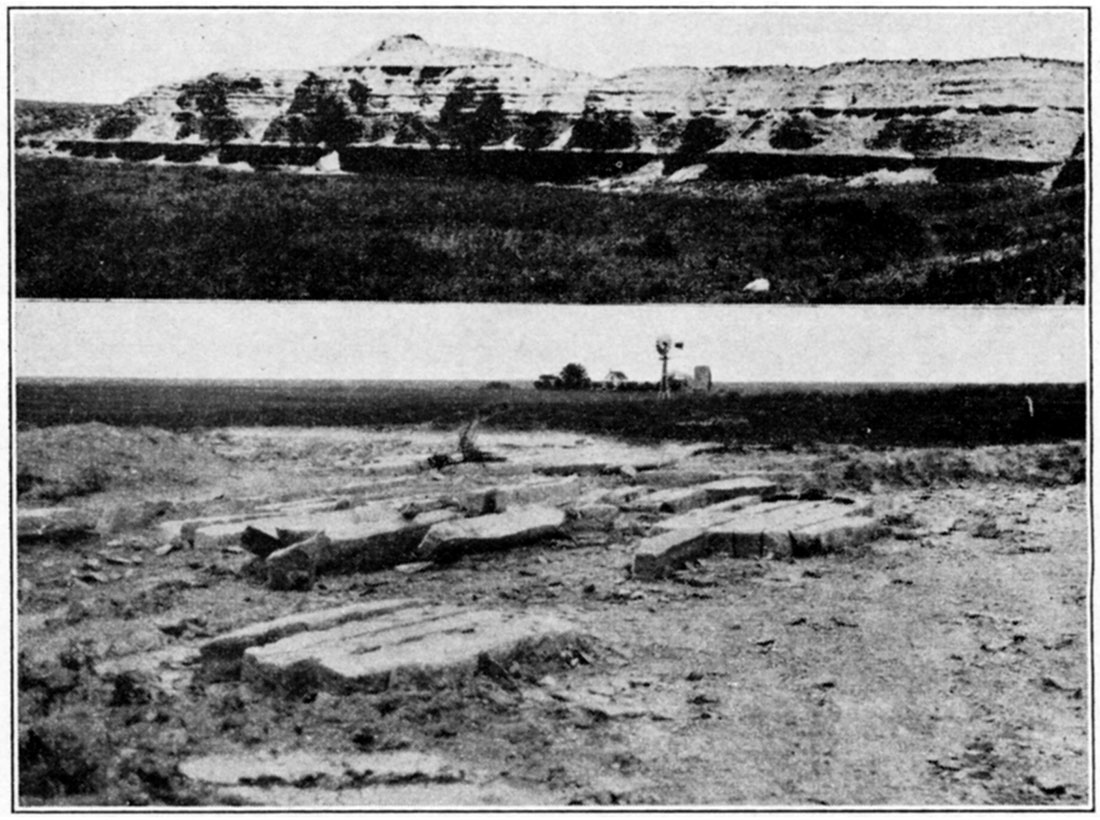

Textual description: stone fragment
[242,606,576,694]
[417,506,566,562]
[200,599,420,680]
[567,503,620,531]
[632,529,709,580]
[240,524,283,558]
[266,533,328,591]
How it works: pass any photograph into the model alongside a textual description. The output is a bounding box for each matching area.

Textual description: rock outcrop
[17,34,1085,180]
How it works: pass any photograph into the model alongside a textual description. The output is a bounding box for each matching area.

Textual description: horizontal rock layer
[17,35,1085,167]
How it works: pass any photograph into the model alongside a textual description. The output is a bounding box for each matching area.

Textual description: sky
[15,302,1088,384]
[11,8,1088,104]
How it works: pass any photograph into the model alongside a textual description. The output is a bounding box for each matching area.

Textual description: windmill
[655,334,684,399]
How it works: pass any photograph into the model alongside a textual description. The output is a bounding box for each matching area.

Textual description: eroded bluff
[25,34,1085,180]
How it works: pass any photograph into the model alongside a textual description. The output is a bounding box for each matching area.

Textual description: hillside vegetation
[15,157,1083,303]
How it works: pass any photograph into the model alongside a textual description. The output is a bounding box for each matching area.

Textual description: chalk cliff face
[22,34,1085,168]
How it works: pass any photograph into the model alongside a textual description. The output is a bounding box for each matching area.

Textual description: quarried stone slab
[788,515,882,556]
[180,749,461,787]
[461,476,582,514]
[18,507,96,542]
[632,529,709,580]
[200,599,420,680]
[566,503,620,531]
[241,606,576,694]
[652,496,764,533]
[417,506,566,562]
[705,499,875,560]
[697,477,778,503]
[304,508,462,575]
[630,469,722,488]
[623,486,711,514]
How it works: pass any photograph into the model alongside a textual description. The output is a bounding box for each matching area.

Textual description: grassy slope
[14,157,1084,303]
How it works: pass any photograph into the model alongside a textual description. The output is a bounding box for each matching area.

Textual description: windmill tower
[655,335,684,399]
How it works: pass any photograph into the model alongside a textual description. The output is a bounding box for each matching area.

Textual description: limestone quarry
[16,423,1089,806]
[17,34,1085,182]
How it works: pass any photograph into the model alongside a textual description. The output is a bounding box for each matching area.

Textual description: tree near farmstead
[558,363,591,390]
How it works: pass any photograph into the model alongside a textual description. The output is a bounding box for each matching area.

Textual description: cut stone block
[461,476,582,514]
[697,477,778,503]
[567,503,620,531]
[266,533,327,591]
[180,749,462,787]
[417,506,566,562]
[200,599,420,680]
[241,606,576,694]
[652,495,765,533]
[705,499,875,560]
[18,507,96,542]
[307,509,462,575]
[788,516,882,556]
[623,486,711,514]
[632,529,710,580]
[535,456,674,477]
[631,469,723,488]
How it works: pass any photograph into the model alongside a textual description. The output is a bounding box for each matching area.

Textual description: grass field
[15,379,1086,448]
[15,156,1084,303]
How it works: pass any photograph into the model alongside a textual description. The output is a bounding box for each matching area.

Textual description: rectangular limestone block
[461,476,582,514]
[653,495,765,533]
[417,506,566,562]
[199,599,421,680]
[566,503,620,532]
[623,486,712,514]
[705,499,875,560]
[632,529,709,580]
[241,607,577,694]
[697,477,778,503]
[789,515,882,556]
[631,469,723,488]
[320,509,462,574]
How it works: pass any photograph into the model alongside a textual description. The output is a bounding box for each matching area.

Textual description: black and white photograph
[10,6,1090,808]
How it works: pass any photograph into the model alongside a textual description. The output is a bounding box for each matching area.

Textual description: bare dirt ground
[15,424,1091,807]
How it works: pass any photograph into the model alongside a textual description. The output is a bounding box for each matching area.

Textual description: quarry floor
[16,425,1091,807]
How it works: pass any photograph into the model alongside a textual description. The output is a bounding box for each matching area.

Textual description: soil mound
[17,423,228,501]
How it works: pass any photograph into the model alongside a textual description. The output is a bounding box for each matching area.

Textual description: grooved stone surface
[652,495,765,532]
[241,606,576,693]
[417,506,566,561]
[200,599,421,679]
[705,499,874,560]
[635,498,879,576]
